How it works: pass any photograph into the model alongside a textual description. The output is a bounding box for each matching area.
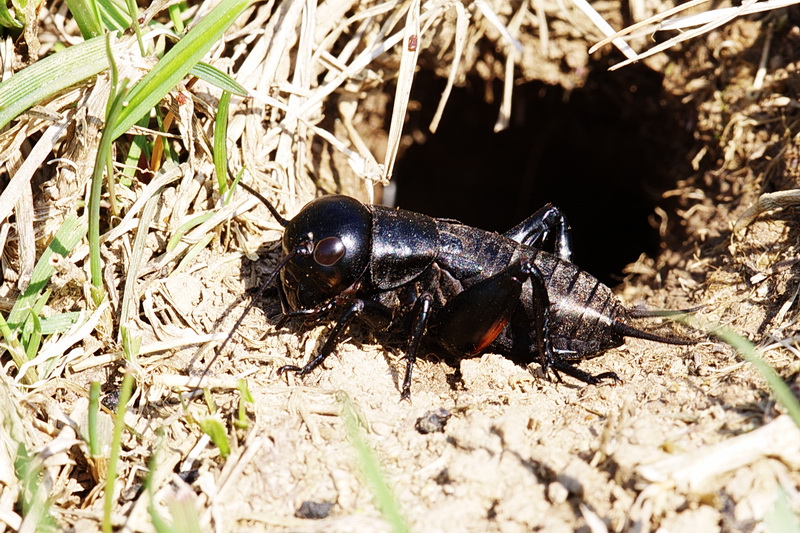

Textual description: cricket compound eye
[313,236,346,266]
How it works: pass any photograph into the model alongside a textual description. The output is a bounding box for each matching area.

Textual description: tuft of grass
[0,313,27,380]
[4,214,85,331]
[110,0,253,140]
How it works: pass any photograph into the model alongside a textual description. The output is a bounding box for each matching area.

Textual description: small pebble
[415,408,452,434]
[547,481,569,504]
[296,500,334,519]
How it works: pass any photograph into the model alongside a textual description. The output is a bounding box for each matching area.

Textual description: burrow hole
[393,61,695,286]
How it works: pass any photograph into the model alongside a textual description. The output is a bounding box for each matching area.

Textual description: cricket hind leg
[428,256,622,390]
[501,266,621,386]
[504,204,574,263]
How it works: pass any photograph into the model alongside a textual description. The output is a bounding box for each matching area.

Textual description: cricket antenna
[190,248,304,394]
[239,181,290,228]
[187,182,295,395]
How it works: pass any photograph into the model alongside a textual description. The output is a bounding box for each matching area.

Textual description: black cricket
[238,183,694,399]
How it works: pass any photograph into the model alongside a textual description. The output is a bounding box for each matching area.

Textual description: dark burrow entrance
[392,60,695,286]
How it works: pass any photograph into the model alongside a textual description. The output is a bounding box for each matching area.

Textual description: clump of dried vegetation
[1,0,800,531]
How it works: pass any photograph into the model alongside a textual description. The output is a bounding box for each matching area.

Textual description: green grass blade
[123,0,145,55]
[765,486,800,533]
[15,444,56,530]
[97,0,132,32]
[716,328,800,427]
[168,3,185,34]
[0,34,119,130]
[120,326,141,362]
[37,312,82,335]
[173,233,214,275]
[20,290,49,346]
[111,0,253,139]
[224,167,245,205]
[103,371,135,533]
[166,497,203,533]
[23,312,42,361]
[0,1,23,28]
[166,212,214,252]
[0,313,29,380]
[213,90,231,194]
[65,0,104,38]
[235,379,253,429]
[88,381,101,457]
[120,115,151,184]
[687,316,800,428]
[190,63,249,96]
[89,79,130,306]
[198,416,230,458]
[146,437,174,533]
[6,214,86,331]
[338,393,409,533]
[0,312,17,346]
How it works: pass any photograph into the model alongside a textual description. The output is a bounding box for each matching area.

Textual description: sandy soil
[1,1,800,532]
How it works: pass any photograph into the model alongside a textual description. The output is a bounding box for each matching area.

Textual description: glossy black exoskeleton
[239,183,694,400]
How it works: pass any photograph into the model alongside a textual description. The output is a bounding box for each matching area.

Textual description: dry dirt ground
[2,1,800,532]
